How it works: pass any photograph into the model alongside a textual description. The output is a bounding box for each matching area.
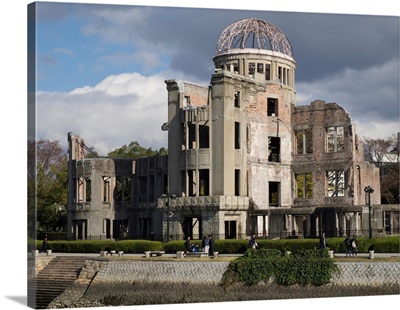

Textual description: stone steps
[28,256,87,309]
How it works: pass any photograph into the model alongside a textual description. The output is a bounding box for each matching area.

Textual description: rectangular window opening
[224,220,237,239]
[235,122,241,149]
[188,123,196,149]
[326,170,345,197]
[249,62,255,75]
[199,169,209,196]
[295,128,313,154]
[267,98,278,116]
[234,91,240,108]
[268,137,281,162]
[269,182,280,206]
[235,169,240,196]
[265,64,271,80]
[257,63,264,73]
[326,126,344,152]
[199,125,209,148]
[295,173,313,198]
[85,177,91,202]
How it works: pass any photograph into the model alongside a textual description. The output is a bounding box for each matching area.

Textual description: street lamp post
[161,194,176,242]
[364,186,374,239]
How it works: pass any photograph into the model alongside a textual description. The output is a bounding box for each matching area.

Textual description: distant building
[67,18,398,241]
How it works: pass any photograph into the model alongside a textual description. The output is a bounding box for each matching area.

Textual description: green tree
[108,141,167,159]
[28,139,68,236]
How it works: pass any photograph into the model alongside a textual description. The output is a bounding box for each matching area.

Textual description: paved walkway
[35,252,399,258]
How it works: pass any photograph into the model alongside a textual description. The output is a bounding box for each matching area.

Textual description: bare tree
[363,134,399,204]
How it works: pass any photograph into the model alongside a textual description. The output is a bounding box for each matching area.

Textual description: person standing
[41,235,48,253]
[208,235,214,256]
[184,236,191,254]
[351,235,358,256]
[202,235,210,254]
[250,234,257,249]
[319,232,326,250]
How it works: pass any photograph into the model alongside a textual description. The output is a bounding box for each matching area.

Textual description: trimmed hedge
[32,236,399,254]
[35,240,163,253]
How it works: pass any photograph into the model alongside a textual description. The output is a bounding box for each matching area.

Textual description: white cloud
[37,72,169,155]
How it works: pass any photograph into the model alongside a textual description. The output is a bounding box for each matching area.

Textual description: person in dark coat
[184,236,191,254]
[208,235,214,256]
[41,236,48,253]
[319,232,326,250]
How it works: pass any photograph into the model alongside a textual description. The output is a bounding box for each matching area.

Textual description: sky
[1,2,399,310]
[29,1,400,155]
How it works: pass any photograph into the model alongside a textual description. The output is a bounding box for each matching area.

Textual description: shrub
[222,248,338,288]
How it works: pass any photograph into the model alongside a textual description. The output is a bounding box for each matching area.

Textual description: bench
[144,251,165,258]
[100,250,124,257]
[185,252,214,258]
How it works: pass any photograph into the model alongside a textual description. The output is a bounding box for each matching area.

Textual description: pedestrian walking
[351,235,358,256]
[208,235,214,256]
[344,235,352,257]
[319,232,326,250]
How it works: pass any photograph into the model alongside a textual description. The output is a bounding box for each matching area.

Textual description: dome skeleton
[216,18,293,58]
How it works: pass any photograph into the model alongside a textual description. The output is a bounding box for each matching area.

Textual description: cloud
[296,58,399,139]
[37,72,169,155]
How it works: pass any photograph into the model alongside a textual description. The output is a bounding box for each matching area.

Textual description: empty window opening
[188,170,196,197]
[295,173,313,198]
[265,64,271,80]
[77,177,84,202]
[199,169,209,196]
[225,220,237,239]
[85,177,91,202]
[269,182,280,206]
[235,169,240,196]
[326,170,345,197]
[181,123,186,150]
[267,98,278,116]
[188,124,196,149]
[295,128,313,154]
[103,177,111,202]
[180,171,186,197]
[248,62,255,76]
[326,126,344,152]
[104,219,111,239]
[235,122,241,149]
[257,63,264,73]
[199,125,209,148]
[184,96,191,108]
[115,176,123,201]
[278,66,282,82]
[268,137,281,162]
[138,176,147,203]
[234,91,240,108]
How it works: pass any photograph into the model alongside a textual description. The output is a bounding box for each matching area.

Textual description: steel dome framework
[216,18,294,58]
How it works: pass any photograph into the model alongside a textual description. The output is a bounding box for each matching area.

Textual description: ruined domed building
[67,18,398,241]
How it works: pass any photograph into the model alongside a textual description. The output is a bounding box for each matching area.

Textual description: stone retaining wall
[92,260,399,286]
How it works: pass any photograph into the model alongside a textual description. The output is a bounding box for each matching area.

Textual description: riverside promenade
[28,251,400,309]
